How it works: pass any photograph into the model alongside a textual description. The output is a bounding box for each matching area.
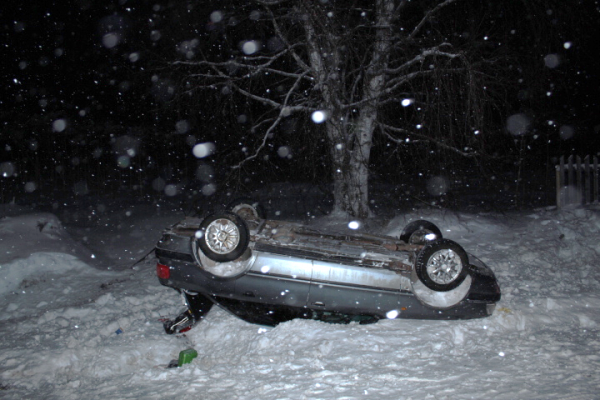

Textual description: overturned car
[156,201,501,333]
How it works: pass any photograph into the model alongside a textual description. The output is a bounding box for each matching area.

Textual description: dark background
[1,1,599,214]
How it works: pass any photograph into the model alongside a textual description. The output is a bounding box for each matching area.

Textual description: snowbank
[0,213,106,296]
[0,252,89,297]
[1,205,600,399]
[0,213,101,267]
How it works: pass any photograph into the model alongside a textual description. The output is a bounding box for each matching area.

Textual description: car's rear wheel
[197,212,250,262]
[227,197,266,220]
[400,220,443,245]
[415,239,468,292]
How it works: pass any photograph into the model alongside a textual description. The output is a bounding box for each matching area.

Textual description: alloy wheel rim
[205,219,240,254]
[426,249,462,284]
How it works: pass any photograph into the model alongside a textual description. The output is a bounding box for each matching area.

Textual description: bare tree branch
[203,61,313,113]
[233,70,310,169]
[378,122,478,158]
[385,43,458,74]
[408,0,460,40]
[265,6,313,74]
[172,46,311,81]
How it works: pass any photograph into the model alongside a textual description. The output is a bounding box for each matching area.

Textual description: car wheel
[400,220,443,245]
[415,239,468,292]
[197,212,250,262]
[227,197,266,220]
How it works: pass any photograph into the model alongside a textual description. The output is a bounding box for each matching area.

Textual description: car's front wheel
[227,197,266,220]
[415,239,468,292]
[197,212,250,262]
[400,220,442,245]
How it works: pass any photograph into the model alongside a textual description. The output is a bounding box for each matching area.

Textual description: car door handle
[243,291,256,298]
[312,301,325,307]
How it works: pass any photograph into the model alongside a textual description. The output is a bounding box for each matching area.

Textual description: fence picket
[556,155,599,208]
[568,156,575,204]
[584,156,590,204]
[576,156,582,202]
[556,156,564,208]
[595,156,599,203]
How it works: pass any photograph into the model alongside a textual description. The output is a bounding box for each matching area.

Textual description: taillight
[157,263,171,279]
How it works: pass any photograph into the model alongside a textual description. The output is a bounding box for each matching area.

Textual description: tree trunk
[328,116,373,219]
[326,0,394,219]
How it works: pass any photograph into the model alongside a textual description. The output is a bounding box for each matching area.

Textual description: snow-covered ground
[1,198,600,399]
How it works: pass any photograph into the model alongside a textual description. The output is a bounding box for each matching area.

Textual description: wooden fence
[556,155,599,208]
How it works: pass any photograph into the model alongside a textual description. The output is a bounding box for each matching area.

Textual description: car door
[234,251,312,308]
[308,260,403,316]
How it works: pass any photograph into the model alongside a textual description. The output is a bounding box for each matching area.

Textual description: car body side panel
[311,260,406,291]
[308,260,406,315]
[233,252,312,307]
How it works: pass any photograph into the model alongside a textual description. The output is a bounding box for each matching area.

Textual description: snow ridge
[1,207,600,399]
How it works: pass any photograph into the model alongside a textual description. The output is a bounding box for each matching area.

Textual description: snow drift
[1,204,600,399]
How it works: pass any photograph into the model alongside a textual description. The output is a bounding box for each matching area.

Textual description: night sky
[1,1,600,206]
[2,2,158,127]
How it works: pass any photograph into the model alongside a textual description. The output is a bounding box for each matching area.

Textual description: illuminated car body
[156,206,500,331]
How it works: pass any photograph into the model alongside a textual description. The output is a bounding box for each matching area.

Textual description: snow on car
[156,200,501,333]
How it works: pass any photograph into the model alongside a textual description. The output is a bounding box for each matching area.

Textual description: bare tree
[169,0,547,217]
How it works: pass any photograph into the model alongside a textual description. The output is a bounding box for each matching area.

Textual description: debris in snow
[177,348,198,367]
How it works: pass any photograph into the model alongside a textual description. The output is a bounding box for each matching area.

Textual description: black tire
[196,212,250,262]
[400,220,443,245]
[227,197,266,220]
[415,239,468,292]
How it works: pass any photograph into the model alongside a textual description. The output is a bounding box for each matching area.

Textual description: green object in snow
[178,348,198,366]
